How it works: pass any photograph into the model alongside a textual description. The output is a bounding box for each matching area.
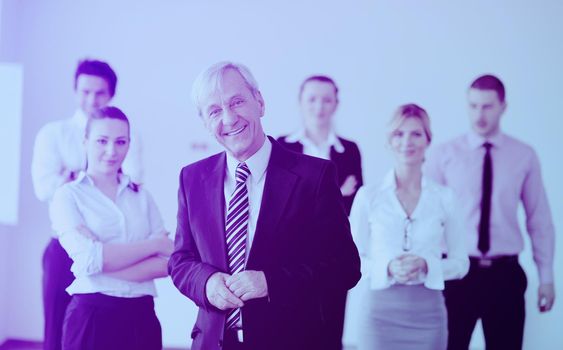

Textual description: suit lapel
[201,152,228,271]
[247,141,298,268]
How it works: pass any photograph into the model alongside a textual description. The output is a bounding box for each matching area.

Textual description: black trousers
[62,293,162,350]
[444,258,527,350]
[42,238,74,350]
[321,291,347,350]
[223,329,247,350]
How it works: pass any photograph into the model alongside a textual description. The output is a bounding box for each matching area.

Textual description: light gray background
[0,1,561,348]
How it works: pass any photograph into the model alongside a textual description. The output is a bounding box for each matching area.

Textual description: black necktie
[478,142,493,254]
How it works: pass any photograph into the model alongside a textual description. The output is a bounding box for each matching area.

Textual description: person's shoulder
[424,177,453,196]
[437,134,466,150]
[501,133,536,155]
[336,136,361,155]
[273,141,331,175]
[36,118,67,139]
[353,183,386,210]
[427,134,466,160]
[336,136,359,149]
[276,135,303,153]
[423,177,459,208]
[180,152,225,177]
[358,183,383,199]
[281,144,330,167]
[52,180,78,203]
[276,135,290,144]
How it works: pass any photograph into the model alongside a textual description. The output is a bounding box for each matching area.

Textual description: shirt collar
[466,130,505,150]
[76,171,132,194]
[226,136,272,184]
[285,128,345,153]
[71,109,89,130]
[380,169,429,191]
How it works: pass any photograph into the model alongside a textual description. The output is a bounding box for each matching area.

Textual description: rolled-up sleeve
[50,186,103,277]
[145,190,166,238]
[31,125,67,202]
[522,151,555,284]
[421,251,444,289]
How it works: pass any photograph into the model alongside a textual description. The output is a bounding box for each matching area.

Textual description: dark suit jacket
[168,137,361,350]
[277,135,363,215]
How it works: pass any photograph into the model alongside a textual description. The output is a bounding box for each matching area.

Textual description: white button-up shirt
[224,137,272,329]
[50,172,165,297]
[285,128,345,160]
[425,131,555,284]
[224,137,272,260]
[350,170,469,290]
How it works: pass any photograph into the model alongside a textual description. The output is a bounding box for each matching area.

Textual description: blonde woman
[350,104,469,350]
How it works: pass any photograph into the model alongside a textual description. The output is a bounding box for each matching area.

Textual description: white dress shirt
[350,170,469,290]
[224,137,272,260]
[32,109,143,203]
[50,172,165,297]
[285,128,345,160]
[425,131,555,284]
[224,137,272,330]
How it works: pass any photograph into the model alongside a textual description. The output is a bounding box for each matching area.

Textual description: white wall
[0,227,9,345]
[0,0,11,345]
[2,0,562,348]
[0,63,23,226]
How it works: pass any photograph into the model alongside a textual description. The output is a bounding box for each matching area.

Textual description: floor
[0,339,359,350]
[0,339,190,350]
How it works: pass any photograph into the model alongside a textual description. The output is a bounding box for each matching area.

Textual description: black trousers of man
[42,238,74,350]
[444,257,527,350]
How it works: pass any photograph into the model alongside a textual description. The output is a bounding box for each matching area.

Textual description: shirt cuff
[369,255,394,290]
[421,254,444,290]
[69,239,103,277]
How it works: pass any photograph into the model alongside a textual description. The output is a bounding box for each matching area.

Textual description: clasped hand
[205,271,268,310]
[388,254,428,284]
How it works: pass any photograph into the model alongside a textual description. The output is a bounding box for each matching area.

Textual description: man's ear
[254,90,266,117]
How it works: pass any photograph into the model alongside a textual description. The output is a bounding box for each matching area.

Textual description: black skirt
[62,293,162,350]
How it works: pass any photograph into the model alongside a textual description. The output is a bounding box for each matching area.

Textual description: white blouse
[50,172,165,297]
[284,128,345,160]
[350,171,469,290]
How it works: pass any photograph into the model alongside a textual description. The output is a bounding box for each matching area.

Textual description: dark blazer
[277,135,363,215]
[168,137,361,350]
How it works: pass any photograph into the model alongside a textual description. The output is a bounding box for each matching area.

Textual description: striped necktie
[225,162,251,329]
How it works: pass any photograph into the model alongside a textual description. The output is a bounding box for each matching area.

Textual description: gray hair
[191,61,260,117]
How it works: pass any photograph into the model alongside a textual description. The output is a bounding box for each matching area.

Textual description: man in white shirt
[31,59,142,350]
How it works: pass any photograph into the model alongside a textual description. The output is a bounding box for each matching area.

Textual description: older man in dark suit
[168,61,361,350]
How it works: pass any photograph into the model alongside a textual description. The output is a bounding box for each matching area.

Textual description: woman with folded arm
[50,106,172,350]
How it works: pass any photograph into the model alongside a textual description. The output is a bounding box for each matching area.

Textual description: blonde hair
[388,103,432,143]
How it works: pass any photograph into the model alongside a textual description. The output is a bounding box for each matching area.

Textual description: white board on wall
[0,63,23,225]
